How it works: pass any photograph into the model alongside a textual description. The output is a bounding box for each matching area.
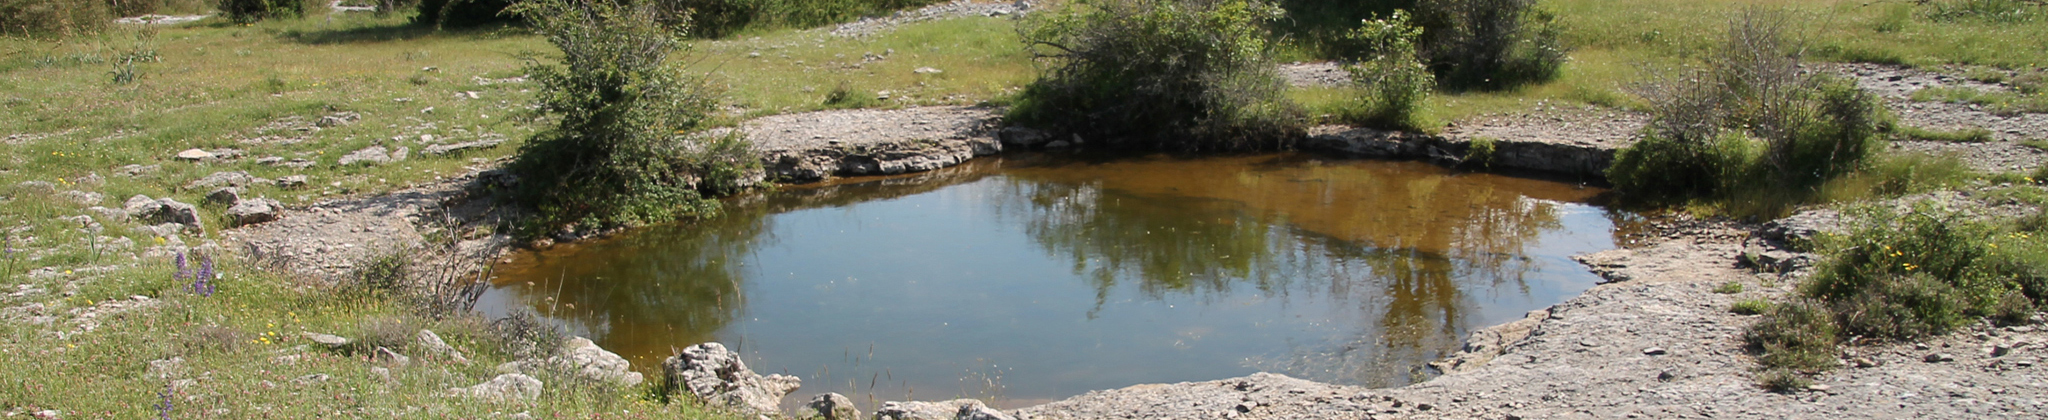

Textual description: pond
[477,153,1626,409]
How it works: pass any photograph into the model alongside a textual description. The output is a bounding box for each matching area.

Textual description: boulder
[874,399,982,420]
[417,329,470,364]
[338,145,409,166]
[174,148,213,161]
[302,332,350,348]
[374,346,412,367]
[205,187,241,206]
[954,400,1015,420]
[1761,209,1840,247]
[450,373,543,402]
[135,198,202,230]
[800,393,861,420]
[58,190,103,205]
[664,342,802,416]
[422,139,505,155]
[124,195,158,215]
[551,337,642,386]
[115,164,160,177]
[226,198,282,227]
[187,171,268,189]
[277,175,310,189]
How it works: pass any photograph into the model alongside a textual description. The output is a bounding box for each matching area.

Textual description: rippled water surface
[480,154,1625,408]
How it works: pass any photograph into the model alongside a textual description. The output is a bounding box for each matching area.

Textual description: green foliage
[1900,126,1995,143]
[1756,368,1812,393]
[0,0,111,36]
[1713,281,1744,294]
[1744,299,1840,372]
[657,0,947,38]
[220,0,314,23]
[1731,298,1770,315]
[1413,0,1569,90]
[1832,272,1971,339]
[1341,10,1435,130]
[1462,136,1496,168]
[1011,0,1305,152]
[1924,0,2047,24]
[415,0,519,28]
[1912,85,2048,116]
[1608,10,1895,209]
[1992,290,2037,326]
[1804,202,2007,317]
[506,0,758,235]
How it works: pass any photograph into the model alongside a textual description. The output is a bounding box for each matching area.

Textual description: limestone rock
[953,400,1013,420]
[375,346,412,367]
[57,190,103,205]
[16,181,55,192]
[277,175,309,189]
[874,399,982,420]
[187,171,268,189]
[422,139,505,155]
[175,148,213,161]
[205,187,241,206]
[135,198,202,230]
[338,145,407,166]
[226,198,282,227]
[417,329,470,364]
[302,332,350,348]
[800,393,861,420]
[997,127,1050,149]
[450,373,543,402]
[552,337,643,386]
[664,342,802,416]
[1762,209,1840,246]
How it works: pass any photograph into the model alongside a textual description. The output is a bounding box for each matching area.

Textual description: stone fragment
[116,164,160,177]
[997,127,1050,149]
[1641,347,1667,356]
[293,373,331,385]
[913,67,943,74]
[135,198,202,230]
[1925,353,1956,363]
[187,171,267,189]
[800,393,861,420]
[874,399,982,420]
[338,146,397,166]
[955,400,1015,420]
[423,139,505,155]
[450,373,543,402]
[226,198,282,227]
[16,181,55,192]
[374,346,412,367]
[205,187,241,206]
[664,342,802,416]
[551,337,642,386]
[302,332,350,348]
[175,148,213,161]
[417,329,470,364]
[277,175,309,189]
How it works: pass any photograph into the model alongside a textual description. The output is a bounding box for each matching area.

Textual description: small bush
[357,317,415,351]
[1900,126,1995,143]
[1744,299,1840,372]
[1756,368,1812,393]
[1462,137,1496,168]
[1714,281,1745,294]
[0,0,112,36]
[352,251,412,292]
[1606,131,1761,203]
[1992,290,2036,326]
[1411,0,1568,91]
[415,0,518,28]
[506,0,758,234]
[1731,299,1771,315]
[1340,10,1435,131]
[1832,273,1970,340]
[1804,202,2004,314]
[219,0,313,23]
[1011,0,1305,152]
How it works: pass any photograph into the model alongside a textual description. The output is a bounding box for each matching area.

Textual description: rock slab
[663,342,802,416]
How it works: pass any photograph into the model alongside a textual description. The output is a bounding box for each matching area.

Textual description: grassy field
[2,0,2046,416]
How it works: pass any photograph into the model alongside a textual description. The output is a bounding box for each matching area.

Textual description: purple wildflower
[157,381,173,419]
[173,252,191,281]
[194,254,216,297]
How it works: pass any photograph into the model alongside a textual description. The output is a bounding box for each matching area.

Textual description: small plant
[1341,10,1435,131]
[173,252,214,297]
[157,380,173,420]
[1713,281,1745,294]
[1731,298,1771,315]
[1462,137,1496,168]
[1755,368,1812,393]
[1992,290,2036,326]
[1900,126,1995,143]
[1743,299,1839,372]
[1011,0,1306,152]
[218,0,310,23]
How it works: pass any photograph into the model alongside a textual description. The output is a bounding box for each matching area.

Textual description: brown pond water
[479,153,1627,410]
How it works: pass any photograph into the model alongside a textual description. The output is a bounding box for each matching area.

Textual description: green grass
[1731,299,1771,315]
[1900,125,1996,143]
[1911,86,2048,116]
[1713,281,1744,294]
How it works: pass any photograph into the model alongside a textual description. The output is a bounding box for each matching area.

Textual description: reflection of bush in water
[515,205,771,341]
[995,175,1567,386]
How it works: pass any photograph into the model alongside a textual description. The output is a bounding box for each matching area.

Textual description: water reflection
[481,154,1619,408]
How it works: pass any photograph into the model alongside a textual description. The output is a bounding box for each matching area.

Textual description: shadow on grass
[275,21,525,45]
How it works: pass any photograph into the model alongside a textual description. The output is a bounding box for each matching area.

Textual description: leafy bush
[1832,273,1970,339]
[219,0,313,23]
[1341,10,1435,130]
[1755,368,1812,393]
[1743,299,1839,372]
[1803,202,2006,317]
[1011,0,1306,152]
[1278,0,1566,90]
[1608,10,1894,205]
[1731,299,1771,315]
[415,0,519,28]
[0,0,111,36]
[505,0,758,235]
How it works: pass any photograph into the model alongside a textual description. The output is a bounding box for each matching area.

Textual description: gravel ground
[1279,62,1351,88]
[824,0,1035,38]
[734,106,1002,152]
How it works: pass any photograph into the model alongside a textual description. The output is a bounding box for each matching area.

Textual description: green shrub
[110,0,165,17]
[1713,281,1744,294]
[0,0,111,36]
[1832,273,1970,339]
[1011,0,1305,152]
[1900,126,1995,143]
[505,0,758,235]
[1992,290,2036,326]
[1412,0,1568,91]
[1755,368,1812,393]
[1341,10,1435,131]
[415,0,518,28]
[1804,202,2005,315]
[1607,131,1761,203]
[1731,299,1770,315]
[219,0,312,23]
[1743,299,1839,372]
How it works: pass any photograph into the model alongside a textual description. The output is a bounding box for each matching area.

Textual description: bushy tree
[1011,0,1305,152]
[506,0,756,235]
[1342,10,1435,130]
